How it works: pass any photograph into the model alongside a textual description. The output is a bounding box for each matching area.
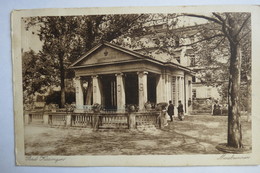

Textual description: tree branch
[235,15,251,37]
[212,36,226,50]
[212,13,229,27]
[179,34,225,47]
[182,13,235,44]
[212,12,237,44]
[182,13,222,25]
[238,30,251,43]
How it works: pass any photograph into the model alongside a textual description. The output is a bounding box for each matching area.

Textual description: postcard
[12,5,260,166]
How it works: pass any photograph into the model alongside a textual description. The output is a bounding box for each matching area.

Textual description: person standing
[177,100,184,121]
[167,100,174,122]
[161,104,168,127]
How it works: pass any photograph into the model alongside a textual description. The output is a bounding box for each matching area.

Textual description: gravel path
[24,115,251,155]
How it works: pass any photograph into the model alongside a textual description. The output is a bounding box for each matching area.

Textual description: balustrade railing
[71,113,93,127]
[135,112,160,128]
[24,110,161,130]
[98,113,128,129]
[30,111,44,124]
[49,113,67,126]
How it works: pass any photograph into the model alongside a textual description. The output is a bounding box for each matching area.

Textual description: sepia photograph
[11,5,260,166]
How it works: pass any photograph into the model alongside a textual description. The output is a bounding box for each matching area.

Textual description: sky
[21,13,209,53]
[21,18,43,52]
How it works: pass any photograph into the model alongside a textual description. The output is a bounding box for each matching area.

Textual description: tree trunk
[247,78,252,122]
[227,42,243,148]
[59,52,66,108]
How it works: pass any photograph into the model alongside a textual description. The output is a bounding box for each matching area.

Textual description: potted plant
[144,101,152,111]
[126,104,137,113]
[92,103,101,113]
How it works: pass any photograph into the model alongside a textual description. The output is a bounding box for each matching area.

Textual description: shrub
[45,91,75,107]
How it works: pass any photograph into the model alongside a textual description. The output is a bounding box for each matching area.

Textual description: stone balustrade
[24,110,161,130]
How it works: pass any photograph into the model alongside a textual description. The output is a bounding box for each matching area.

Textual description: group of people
[160,100,185,127]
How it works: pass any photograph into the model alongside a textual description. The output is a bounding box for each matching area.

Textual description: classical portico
[70,41,194,114]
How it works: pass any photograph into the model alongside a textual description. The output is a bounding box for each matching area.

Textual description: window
[192,76,196,83]
[190,56,196,67]
[192,89,197,99]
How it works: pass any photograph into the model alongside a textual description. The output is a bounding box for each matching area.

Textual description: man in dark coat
[167,100,174,122]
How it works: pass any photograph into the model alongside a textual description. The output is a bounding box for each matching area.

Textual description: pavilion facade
[70,41,194,115]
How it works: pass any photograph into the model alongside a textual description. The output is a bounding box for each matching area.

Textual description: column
[165,74,171,103]
[92,75,101,104]
[116,73,125,112]
[178,77,182,102]
[185,77,189,115]
[175,77,178,106]
[190,80,193,101]
[175,76,180,106]
[188,80,193,115]
[181,77,185,113]
[167,75,172,103]
[156,74,164,103]
[138,71,148,111]
[174,76,178,116]
[75,76,84,110]
[179,77,182,103]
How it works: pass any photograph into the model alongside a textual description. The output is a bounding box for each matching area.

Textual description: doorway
[101,75,117,110]
[147,74,157,104]
[125,73,138,106]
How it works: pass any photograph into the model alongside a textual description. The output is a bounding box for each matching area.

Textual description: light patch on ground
[133,140,157,147]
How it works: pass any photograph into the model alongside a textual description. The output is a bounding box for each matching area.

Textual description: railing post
[24,111,30,125]
[49,115,52,125]
[66,113,72,127]
[43,112,49,125]
[128,113,136,130]
[92,114,99,131]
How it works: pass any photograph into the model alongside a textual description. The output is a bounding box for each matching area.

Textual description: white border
[12,5,260,167]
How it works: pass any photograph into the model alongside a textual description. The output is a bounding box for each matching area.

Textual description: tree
[24,16,84,107]
[23,14,145,108]
[116,13,251,148]
[182,13,251,148]
[22,49,52,106]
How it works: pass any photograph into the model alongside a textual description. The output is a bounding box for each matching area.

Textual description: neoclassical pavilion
[70,41,194,114]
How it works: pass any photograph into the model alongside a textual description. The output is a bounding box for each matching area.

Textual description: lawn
[24,114,251,155]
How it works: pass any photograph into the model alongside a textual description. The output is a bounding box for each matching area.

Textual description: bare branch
[182,13,235,44]
[182,13,222,25]
[235,15,251,37]
[212,36,226,50]
[179,34,225,47]
[212,13,227,25]
[238,30,251,43]
[212,12,237,44]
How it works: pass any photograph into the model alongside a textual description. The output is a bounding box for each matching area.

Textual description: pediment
[72,44,142,67]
